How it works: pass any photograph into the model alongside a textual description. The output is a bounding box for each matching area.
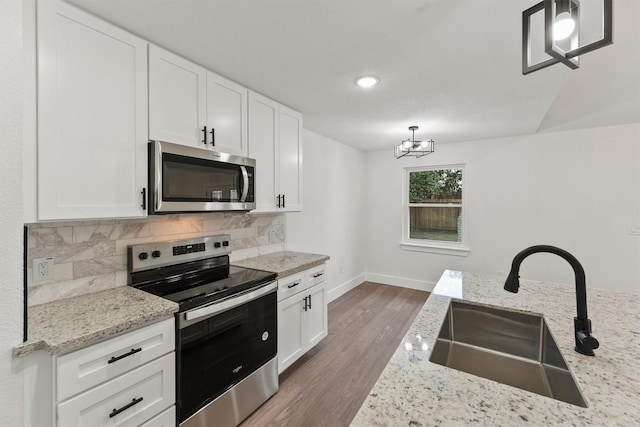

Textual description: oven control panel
[173,242,206,256]
[127,234,231,273]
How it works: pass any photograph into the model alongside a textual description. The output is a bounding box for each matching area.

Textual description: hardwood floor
[241,281,430,427]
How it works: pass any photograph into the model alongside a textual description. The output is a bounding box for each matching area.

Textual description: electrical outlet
[33,257,54,283]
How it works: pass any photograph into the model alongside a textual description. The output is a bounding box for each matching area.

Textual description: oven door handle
[183,281,277,324]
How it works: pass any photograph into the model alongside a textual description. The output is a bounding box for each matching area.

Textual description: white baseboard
[327,272,436,302]
[327,273,366,303]
[365,273,436,292]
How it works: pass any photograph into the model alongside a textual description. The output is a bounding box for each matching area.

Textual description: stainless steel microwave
[149,140,256,213]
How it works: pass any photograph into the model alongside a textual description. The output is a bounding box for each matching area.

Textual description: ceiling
[65,0,640,151]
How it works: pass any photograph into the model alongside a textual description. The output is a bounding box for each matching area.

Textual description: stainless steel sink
[429,300,587,407]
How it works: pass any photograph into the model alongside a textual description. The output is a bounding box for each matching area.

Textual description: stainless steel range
[127,235,278,427]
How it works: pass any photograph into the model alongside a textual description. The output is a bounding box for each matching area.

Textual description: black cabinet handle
[202,126,208,145]
[276,195,281,208]
[108,347,142,364]
[302,296,308,311]
[210,128,215,146]
[308,294,312,309]
[109,397,143,418]
[140,189,146,210]
[287,281,301,289]
[282,194,285,208]
[312,272,323,278]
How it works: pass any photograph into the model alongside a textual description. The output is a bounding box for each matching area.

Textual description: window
[401,165,469,256]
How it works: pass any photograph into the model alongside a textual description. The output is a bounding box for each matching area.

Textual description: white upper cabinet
[149,45,207,148]
[278,106,303,212]
[248,91,303,212]
[206,72,248,156]
[37,0,148,220]
[149,46,248,156]
[248,92,278,212]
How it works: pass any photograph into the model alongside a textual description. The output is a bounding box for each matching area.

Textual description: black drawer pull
[109,397,143,418]
[287,281,301,289]
[308,294,312,309]
[108,347,142,364]
[312,272,323,278]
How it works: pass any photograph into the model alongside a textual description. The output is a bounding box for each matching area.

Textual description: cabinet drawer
[57,353,175,427]
[139,405,176,427]
[307,265,327,287]
[57,318,175,401]
[277,273,306,302]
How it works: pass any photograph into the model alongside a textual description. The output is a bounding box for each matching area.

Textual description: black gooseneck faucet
[504,245,599,356]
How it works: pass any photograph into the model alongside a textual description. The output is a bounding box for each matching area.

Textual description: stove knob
[138,252,148,260]
[214,242,221,248]
[152,250,161,258]
[222,241,230,247]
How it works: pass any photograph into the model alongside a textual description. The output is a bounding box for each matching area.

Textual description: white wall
[0,0,25,424]
[364,124,640,293]
[286,130,367,301]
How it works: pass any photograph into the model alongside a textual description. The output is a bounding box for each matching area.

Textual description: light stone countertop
[232,251,329,277]
[351,270,640,426]
[14,286,178,357]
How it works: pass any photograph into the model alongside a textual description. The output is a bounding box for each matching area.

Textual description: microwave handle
[240,166,249,202]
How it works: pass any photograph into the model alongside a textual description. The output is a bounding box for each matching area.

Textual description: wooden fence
[410,206,461,231]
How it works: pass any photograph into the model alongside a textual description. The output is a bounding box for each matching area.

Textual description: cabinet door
[37,0,148,220]
[305,283,328,349]
[278,106,303,212]
[277,294,305,374]
[206,71,248,156]
[248,91,279,212]
[149,45,207,148]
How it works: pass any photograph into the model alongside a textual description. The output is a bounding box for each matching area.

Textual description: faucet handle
[574,317,599,356]
[576,330,599,355]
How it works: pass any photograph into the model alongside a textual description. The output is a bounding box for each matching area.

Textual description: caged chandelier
[394,126,435,159]
[522,0,613,75]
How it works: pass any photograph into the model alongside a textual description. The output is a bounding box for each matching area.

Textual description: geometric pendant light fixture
[522,0,613,75]
[394,126,435,159]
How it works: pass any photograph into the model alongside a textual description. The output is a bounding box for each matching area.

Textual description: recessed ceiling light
[355,75,379,88]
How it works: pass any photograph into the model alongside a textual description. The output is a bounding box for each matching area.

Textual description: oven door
[150,140,256,213]
[176,282,277,424]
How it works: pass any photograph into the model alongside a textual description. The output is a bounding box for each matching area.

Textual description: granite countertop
[232,251,329,277]
[14,287,178,357]
[352,270,640,426]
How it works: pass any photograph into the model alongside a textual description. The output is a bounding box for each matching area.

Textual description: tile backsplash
[26,212,285,306]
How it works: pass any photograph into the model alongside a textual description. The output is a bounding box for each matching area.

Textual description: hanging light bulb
[554,11,576,41]
[402,139,413,149]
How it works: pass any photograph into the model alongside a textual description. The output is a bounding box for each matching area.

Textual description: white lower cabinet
[139,406,176,427]
[57,353,175,427]
[24,318,176,427]
[277,264,328,374]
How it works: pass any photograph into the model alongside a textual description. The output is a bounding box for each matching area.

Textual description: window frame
[400,164,470,256]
